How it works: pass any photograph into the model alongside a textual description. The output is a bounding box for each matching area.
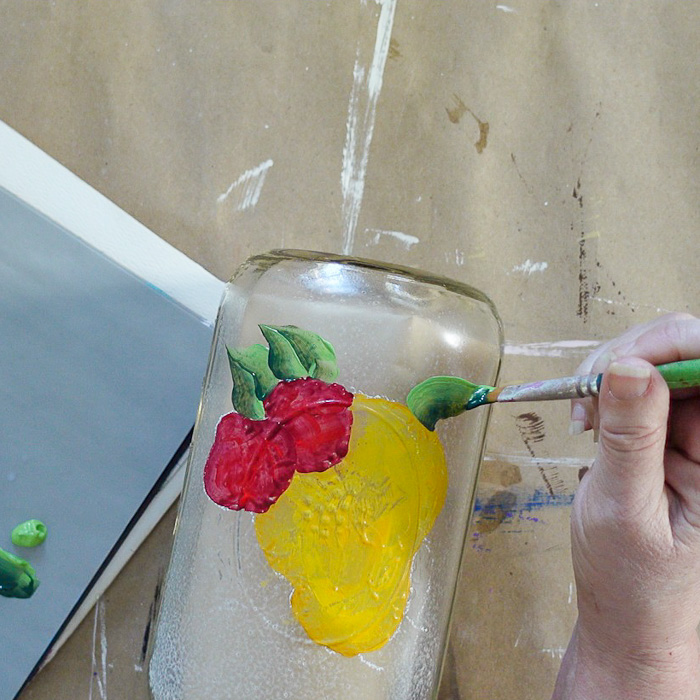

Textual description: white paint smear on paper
[542,646,567,660]
[592,296,673,315]
[218,159,274,211]
[504,340,601,358]
[511,259,548,275]
[366,227,419,249]
[340,0,397,254]
[484,453,592,469]
[89,599,108,700]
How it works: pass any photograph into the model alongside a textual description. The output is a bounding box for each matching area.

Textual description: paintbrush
[406,358,700,430]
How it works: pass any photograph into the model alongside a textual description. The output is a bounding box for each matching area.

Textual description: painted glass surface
[202,325,449,656]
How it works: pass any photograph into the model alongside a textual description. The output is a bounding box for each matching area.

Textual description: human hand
[553,313,700,700]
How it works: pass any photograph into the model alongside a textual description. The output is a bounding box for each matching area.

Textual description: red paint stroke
[264,378,353,473]
[203,412,297,513]
[204,379,354,512]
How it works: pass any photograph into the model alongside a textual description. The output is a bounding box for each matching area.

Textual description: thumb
[595,357,669,507]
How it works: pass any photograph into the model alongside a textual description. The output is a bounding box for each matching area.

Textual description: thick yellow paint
[255,394,447,656]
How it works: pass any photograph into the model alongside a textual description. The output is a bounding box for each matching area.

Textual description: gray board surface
[0,187,212,698]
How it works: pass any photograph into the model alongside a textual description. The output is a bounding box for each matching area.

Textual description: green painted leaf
[268,325,339,382]
[259,325,309,380]
[226,344,278,399]
[227,353,266,419]
[406,376,481,430]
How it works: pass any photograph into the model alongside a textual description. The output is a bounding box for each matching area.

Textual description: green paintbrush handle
[655,359,700,389]
[593,359,700,391]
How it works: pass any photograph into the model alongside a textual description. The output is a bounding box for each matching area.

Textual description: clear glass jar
[149,250,502,700]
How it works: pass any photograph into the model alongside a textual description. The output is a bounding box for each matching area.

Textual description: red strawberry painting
[204,378,353,512]
[202,324,454,656]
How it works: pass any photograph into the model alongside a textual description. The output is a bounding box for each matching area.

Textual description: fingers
[665,451,700,532]
[576,313,699,376]
[668,398,700,464]
[658,397,700,536]
[570,313,700,435]
[592,359,670,508]
[606,314,700,366]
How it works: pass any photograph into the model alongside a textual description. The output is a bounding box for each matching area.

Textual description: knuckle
[599,422,665,458]
[660,313,699,347]
[660,311,696,324]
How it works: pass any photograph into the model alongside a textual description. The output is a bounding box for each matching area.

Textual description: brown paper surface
[1,1,697,698]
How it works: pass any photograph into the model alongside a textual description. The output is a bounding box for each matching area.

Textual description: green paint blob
[465,385,494,411]
[11,519,48,548]
[0,547,39,599]
[407,376,482,430]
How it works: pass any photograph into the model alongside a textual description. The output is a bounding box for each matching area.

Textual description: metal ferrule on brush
[494,372,602,404]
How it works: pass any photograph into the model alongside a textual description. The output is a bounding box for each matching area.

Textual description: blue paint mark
[473,488,575,514]
[469,488,576,548]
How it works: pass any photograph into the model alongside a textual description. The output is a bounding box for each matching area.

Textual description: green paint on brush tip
[465,385,494,411]
[11,519,47,548]
[407,376,485,431]
[0,548,39,599]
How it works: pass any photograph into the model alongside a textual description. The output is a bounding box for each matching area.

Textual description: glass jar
[149,250,502,700]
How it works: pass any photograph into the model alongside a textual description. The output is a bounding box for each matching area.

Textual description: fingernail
[568,403,587,435]
[607,359,652,400]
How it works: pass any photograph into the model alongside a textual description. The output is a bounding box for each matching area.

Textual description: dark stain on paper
[446,94,467,124]
[514,412,566,496]
[574,193,600,323]
[140,574,164,665]
[388,38,401,60]
[510,152,535,196]
[446,95,489,153]
[515,412,546,453]
[481,458,523,487]
[574,177,600,323]
[594,259,637,317]
[572,108,603,324]
[474,490,518,534]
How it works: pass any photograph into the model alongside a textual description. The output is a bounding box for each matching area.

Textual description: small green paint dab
[11,519,48,548]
